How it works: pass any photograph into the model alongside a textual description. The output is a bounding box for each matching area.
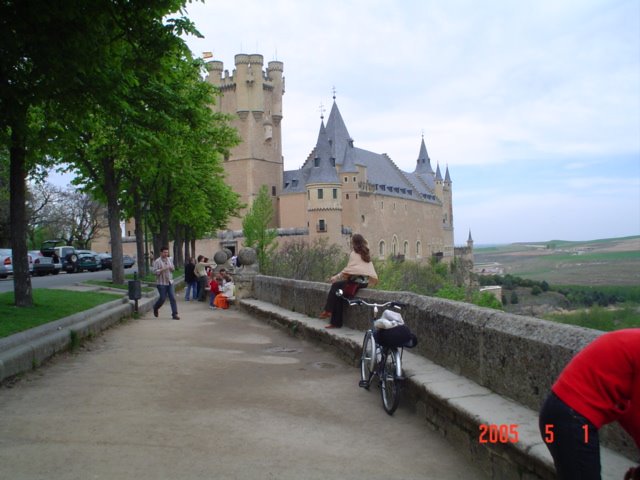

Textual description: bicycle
[337,290,408,415]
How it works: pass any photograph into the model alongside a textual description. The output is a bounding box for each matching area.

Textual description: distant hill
[473,235,640,286]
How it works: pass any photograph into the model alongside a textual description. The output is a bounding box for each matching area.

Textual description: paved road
[0,268,136,293]
[0,297,487,480]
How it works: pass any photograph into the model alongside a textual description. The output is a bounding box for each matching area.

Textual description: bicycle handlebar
[336,289,404,309]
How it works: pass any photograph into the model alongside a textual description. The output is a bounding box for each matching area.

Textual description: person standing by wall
[152,246,180,320]
[195,256,214,302]
[184,257,197,301]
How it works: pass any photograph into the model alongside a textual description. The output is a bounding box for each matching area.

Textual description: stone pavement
[0,294,487,480]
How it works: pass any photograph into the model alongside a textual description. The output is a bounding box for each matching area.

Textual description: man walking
[152,246,180,320]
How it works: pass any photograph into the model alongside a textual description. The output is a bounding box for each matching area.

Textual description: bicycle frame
[337,289,405,415]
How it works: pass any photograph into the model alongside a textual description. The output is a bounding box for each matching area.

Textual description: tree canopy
[0,0,241,302]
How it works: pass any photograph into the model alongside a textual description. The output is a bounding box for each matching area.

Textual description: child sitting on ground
[208,275,221,310]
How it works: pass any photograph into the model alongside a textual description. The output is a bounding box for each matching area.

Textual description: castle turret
[306,119,342,244]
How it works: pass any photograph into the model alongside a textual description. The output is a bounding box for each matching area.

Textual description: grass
[543,304,640,332]
[84,279,154,293]
[0,289,122,338]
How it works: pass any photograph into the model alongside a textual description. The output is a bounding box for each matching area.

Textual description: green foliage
[510,291,519,304]
[472,291,504,310]
[263,238,347,282]
[531,285,542,296]
[242,185,278,270]
[544,304,640,332]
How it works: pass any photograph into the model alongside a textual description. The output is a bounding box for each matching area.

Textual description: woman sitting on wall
[320,233,378,329]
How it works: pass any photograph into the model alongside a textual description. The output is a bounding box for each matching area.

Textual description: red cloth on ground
[551,328,640,449]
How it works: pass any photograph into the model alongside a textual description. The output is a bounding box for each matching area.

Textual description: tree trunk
[103,156,125,284]
[9,108,33,307]
[132,190,146,277]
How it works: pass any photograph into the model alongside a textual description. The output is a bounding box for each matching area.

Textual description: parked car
[29,250,61,276]
[97,253,112,270]
[75,250,100,272]
[0,248,12,278]
[123,255,135,269]
[41,240,78,273]
[0,248,35,278]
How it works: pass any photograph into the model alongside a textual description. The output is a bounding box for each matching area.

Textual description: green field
[474,236,640,286]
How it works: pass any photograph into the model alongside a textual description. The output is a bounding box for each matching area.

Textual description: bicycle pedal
[358,380,369,388]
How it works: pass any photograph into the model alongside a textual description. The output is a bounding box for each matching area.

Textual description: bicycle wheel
[380,348,400,415]
[359,330,375,389]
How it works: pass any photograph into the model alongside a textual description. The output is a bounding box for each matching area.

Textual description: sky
[177,0,640,246]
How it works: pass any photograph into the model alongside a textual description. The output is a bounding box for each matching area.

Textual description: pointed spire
[468,229,473,242]
[435,163,443,182]
[445,165,452,184]
[414,136,434,175]
[306,116,339,185]
[325,100,351,165]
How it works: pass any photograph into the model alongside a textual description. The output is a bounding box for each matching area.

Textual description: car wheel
[52,270,60,275]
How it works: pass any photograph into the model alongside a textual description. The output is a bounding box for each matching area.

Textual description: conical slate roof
[281,100,449,205]
[414,137,434,175]
[324,101,351,164]
[306,118,339,184]
[340,138,358,173]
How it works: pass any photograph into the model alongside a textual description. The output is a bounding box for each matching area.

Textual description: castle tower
[442,165,454,256]
[205,54,284,231]
[306,121,342,245]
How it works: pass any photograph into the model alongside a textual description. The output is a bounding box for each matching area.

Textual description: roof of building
[282,101,449,204]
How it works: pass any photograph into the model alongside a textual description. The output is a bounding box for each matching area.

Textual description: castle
[205,54,458,262]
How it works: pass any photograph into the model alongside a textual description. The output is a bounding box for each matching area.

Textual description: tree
[242,185,278,270]
[0,0,195,304]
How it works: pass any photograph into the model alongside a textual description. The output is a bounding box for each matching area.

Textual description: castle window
[344,177,348,182]
[404,241,409,256]
[330,158,336,166]
[332,189,337,199]
[284,182,290,189]
[416,241,422,257]
[272,186,276,196]
[292,179,298,187]
[361,215,365,223]
[379,240,386,257]
[317,189,323,199]
[317,219,326,232]
[353,176,356,182]
[346,194,349,200]
[356,194,358,199]
[314,157,320,167]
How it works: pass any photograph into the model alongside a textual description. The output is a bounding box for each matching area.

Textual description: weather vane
[332,86,337,100]
[319,102,326,120]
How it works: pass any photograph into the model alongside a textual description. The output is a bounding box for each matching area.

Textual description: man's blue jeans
[154,284,178,316]
[539,392,601,479]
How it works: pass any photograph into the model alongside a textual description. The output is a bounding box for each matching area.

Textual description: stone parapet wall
[251,275,635,459]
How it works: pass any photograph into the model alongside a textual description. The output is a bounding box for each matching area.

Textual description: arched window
[392,236,398,256]
[416,241,422,257]
[379,240,386,257]
[403,241,409,256]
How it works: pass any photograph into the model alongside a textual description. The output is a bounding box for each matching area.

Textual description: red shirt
[552,328,640,449]
[209,279,220,295]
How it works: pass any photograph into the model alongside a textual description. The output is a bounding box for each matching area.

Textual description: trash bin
[128,279,141,300]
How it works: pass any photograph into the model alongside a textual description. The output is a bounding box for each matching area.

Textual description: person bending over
[539,328,639,479]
